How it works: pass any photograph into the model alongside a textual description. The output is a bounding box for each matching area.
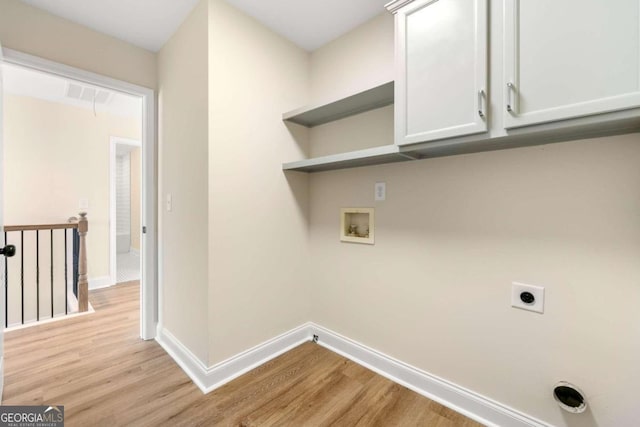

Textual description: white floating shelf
[282,145,416,173]
[283,81,394,127]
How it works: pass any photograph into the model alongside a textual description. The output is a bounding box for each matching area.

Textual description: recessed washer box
[340,208,374,245]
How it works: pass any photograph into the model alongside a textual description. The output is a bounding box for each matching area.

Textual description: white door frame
[2,48,158,340]
[0,40,6,401]
[110,136,142,289]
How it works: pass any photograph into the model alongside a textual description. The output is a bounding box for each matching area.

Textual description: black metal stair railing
[3,222,80,328]
[73,228,79,298]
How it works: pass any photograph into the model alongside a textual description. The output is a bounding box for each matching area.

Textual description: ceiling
[19,0,201,52]
[18,0,389,53]
[2,63,142,119]
[224,0,390,51]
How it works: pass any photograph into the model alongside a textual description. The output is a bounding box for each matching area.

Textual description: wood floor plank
[3,282,484,426]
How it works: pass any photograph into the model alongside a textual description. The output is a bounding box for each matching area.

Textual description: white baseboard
[308,323,552,427]
[155,323,312,394]
[89,276,113,290]
[5,305,95,332]
[156,322,550,426]
[155,327,211,392]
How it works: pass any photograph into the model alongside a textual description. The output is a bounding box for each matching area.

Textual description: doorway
[110,137,142,287]
[2,48,157,340]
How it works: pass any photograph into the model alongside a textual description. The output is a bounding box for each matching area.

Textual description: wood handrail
[3,223,79,232]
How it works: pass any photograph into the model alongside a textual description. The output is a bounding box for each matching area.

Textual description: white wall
[158,0,210,363]
[207,0,310,366]
[307,13,640,427]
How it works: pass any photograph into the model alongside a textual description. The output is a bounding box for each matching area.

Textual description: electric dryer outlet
[511,282,545,313]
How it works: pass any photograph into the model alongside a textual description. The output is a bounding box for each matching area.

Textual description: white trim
[2,48,158,340]
[309,323,553,427]
[385,0,416,14]
[155,324,313,394]
[157,322,552,426]
[5,304,95,332]
[88,276,113,290]
[140,80,157,341]
[154,328,211,392]
[110,136,141,147]
[109,142,116,284]
[110,136,142,296]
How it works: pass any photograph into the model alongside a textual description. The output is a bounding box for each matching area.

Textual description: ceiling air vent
[66,82,113,104]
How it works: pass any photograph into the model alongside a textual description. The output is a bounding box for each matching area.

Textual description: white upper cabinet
[389,0,488,145]
[503,0,640,129]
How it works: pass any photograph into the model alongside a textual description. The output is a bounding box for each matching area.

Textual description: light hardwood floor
[3,282,483,426]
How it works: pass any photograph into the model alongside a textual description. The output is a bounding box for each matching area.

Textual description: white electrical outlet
[511,282,545,313]
[78,198,89,209]
[375,182,386,201]
[166,193,172,212]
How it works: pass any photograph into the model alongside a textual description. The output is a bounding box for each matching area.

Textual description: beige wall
[207,0,310,365]
[309,105,393,157]
[157,0,310,367]
[3,94,141,281]
[308,14,640,427]
[307,12,394,157]
[130,147,141,250]
[309,135,640,427]
[0,0,156,89]
[158,0,210,363]
[309,12,393,103]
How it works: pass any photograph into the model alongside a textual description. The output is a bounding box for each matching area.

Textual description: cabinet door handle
[478,89,486,118]
[506,82,515,113]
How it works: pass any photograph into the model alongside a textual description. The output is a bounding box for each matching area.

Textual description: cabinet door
[395,0,488,145]
[504,0,640,129]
